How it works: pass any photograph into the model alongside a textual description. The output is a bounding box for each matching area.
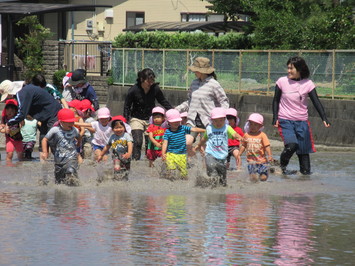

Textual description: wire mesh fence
[111,48,355,99]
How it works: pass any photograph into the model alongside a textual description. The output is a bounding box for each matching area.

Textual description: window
[181,13,207,22]
[126,12,145,28]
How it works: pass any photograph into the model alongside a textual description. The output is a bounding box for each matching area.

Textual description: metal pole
[238,51,242,93]
[267,51,271,94]
[332,50,336,100]
[122,49,125,86]
[162,49,165,90]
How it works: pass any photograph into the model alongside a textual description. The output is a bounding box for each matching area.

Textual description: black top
[123,83,173,121]
[272,84,330,125]
[7,84,61,126]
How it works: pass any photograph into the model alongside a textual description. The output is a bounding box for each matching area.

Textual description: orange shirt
[241,132,270,164]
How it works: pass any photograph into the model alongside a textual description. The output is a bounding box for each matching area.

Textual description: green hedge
[113,31,253,49]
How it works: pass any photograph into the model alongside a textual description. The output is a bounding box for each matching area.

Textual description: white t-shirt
[91,121,112,147]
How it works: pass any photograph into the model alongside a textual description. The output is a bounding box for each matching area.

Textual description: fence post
[332,50,336,100]
[238,50,242,93]
[162,49,165,90]
[122,49,125,86]
[186,50,189,90]
[142,49,145,69]
[267,51,271,95]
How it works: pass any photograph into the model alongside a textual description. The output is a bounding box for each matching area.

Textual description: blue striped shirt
[163,125,191,154]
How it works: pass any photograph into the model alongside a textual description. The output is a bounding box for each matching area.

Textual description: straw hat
[0,80,24,102]
[188,57,215,74]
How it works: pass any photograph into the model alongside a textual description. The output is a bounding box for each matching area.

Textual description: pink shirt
[91,121,112,146]
[276,76,315,121]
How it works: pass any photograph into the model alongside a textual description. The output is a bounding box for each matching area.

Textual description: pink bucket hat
[152,106,165,115]
[211,107,226,119]
[166,109,182,122]
[226,108,238,118]
[248,113,264,125]
[97,107,111,119]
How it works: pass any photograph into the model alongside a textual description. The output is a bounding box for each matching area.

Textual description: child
[237,113,273,182]
[226,108,244,170]
[79,99,96,159]
[194,107,242,187]
[1,99,23,162]
[41,109,81,186]
[97,118,133,180]
[68,100,85,163]
[75,107,112,161]
[180,112,188,125]
[21,115,38,160]
[162,109,205,179]
[146,106,166,167]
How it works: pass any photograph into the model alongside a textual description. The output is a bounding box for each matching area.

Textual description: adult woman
[123,68,173,160]
[175,57,229,155]
[272,56,330,175]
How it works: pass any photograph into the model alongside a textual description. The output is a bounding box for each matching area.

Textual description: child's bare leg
[249,173,258,182]
[186,134,195,157]
[6,151,14,162]
[259,174,268,181]
[94,149,107,161]
[16,150,23,161]
[149,160,154,167]
[233,149,242,169]
[78,154,83,164]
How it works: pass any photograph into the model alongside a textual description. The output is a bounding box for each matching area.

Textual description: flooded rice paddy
[0,151,354,265]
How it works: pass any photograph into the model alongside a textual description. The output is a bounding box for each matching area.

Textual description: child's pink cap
[97,107,111,119]
[180,112,188,118]
[211,107,226,119]
[226,108,238,118]
[152,106,165,115]
[166,109,182,122]
[248,113,264,125]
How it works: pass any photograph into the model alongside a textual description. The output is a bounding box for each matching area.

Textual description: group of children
[0,99,39,162]
[1,97,274,186]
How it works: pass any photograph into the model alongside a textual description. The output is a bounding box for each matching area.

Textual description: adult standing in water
[123,68,173,160]
[175,57,229,155]
[272,56,330,175]
[0,79,62,158]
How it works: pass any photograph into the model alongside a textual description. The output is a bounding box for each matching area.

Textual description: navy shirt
[7,84,61,126]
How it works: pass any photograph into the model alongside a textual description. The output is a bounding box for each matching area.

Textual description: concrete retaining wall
[106,85,355,147]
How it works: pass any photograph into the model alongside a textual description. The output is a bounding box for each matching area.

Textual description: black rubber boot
[298,154,311,175]
[280,143,298,174]
[131,130,144,160]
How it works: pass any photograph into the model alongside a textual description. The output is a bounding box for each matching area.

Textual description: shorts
[92,144,109,154]
[227,145,239,163]
[146,149,162,161]
[247,163,269,177]
[166,152,187,177]
[6,137,23,153]
[205,153,227,185]
[129,118,149,131]
[278,119,316,154]
[23,141,36,152]
[55,159,78,184]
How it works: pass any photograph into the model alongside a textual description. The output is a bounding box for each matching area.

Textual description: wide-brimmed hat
[68,69,87,86]
[188,57,215,74]
[0,80,24,102]
[57,108,77,122]
[166,109,182,123]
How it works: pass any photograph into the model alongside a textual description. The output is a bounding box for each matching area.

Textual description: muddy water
[0,151,354,265]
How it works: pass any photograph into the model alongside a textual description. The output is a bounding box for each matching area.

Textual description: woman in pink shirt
[272,56,330,175]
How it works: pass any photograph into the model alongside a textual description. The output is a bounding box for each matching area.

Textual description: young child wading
[194,107,242,187]
[98,117,133,180]
[41,109,81,186]
[237,113,273,182]
[162,109,205,179]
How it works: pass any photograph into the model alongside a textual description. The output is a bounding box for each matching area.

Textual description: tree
[15,16,53,81]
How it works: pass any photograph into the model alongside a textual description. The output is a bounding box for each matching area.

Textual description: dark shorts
[247,163,268,177]
[205,153,227,184]
[92,144,109,154]
[55,159,78,184]
[227,146,239,162]
[278,119,316,154]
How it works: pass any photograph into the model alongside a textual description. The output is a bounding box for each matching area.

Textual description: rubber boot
[131,129,144,160]
[298,154,311,175]
[280,143,298,175]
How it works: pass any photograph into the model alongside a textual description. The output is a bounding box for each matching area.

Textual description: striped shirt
[176,76,229,127]
[163,125,191,154]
